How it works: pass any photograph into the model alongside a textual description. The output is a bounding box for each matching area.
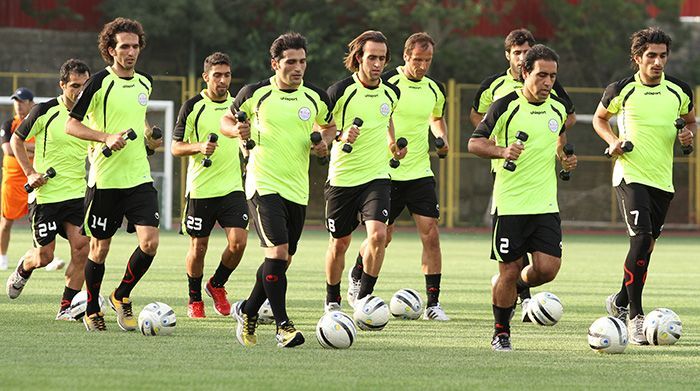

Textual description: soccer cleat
[44,257,66,271]
[491,332,513,351]
[325,301,341,313]
[55,302,75,321]
[605,293,629,323]
[347,267,361,307]
[276,320,305,348]
[109,292,137,331]
[205,279,231,316]
[188,301,206,318]
[521,298,532,322]
[83,311,107,331]
[234,300,258,347]
[6,258,29,299]
[423,303,450,321]
[628,315,648,345]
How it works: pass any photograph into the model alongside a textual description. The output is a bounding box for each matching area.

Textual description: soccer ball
[257,299,275,325]
[316,311,357,349]
[353,295,390,331]
[69,291,105,320]
[588,316,628,354]
[138,302,177,336]
[389,288,424,320]
[643,308,682,345]
[527,292,563,326]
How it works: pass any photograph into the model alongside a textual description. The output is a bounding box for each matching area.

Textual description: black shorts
[491,212,562,262]
[180,191,249,237]
[248,193,306,256]
[29,198,84,247]
[324,179,391,238]
[82,182,159,240]
[388,177,439,225]
[615,180,673,239]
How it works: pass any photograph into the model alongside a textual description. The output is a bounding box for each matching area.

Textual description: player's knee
[535,260,561,283]
[228,236,247,255]
[368,229,387,247]
[140,237,159,255]
[330,237,351,254]
[90,240,110,261]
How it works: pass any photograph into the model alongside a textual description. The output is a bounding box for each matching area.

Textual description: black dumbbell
[389,137,408,169]
[435,137,447,159]
[559,144,575,181]
[235,111,255,150]
[342,117,363,153]
[146,126,163,156]
[310,132,329,165]
[202,133,219,167]
[675,118,693,155]
[102,128,137,157]
[24,167,56,193]
[604,140,634,158]
[503,131,529,172]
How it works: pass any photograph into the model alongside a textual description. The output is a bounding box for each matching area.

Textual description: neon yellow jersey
[327,73,400,187]
[382,66,445,181]
[69,67,153,189]
[15,96,88,204]
[601,72,692,192]
[232,76,332,205]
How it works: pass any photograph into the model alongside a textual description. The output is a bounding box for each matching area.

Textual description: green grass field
[1,228,699,390]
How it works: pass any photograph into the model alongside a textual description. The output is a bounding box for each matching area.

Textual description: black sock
[357,272,378,301]
[351,253,363,280]
[114,247,154,300]
[17,260,32,279]
[624,235,652,318]
[615,278,628,306]
[187,274,203,303]
[326,282,341,304]
[61,286,80,310]
[261,258,288,326]
[210,262,234,288]
[243,263,267,316]
[85,259,105,315]
[493,304,512,335]
[516,276,530,295]
[425,273,441,307]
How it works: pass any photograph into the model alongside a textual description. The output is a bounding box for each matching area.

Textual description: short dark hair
[269,32,307,61]
[404,32,435,55]
[344,30,390,72]
[98,17,146,64]
[504,28,536,51]
[522,44,559,74]
[630,27,671,69]
[203,52,231,73]
[59,59,90,83]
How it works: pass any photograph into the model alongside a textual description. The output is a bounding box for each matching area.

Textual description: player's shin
[261,258,289,326]
[114,246,154,300]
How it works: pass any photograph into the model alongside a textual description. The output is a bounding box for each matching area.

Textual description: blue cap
[10,87,34,101]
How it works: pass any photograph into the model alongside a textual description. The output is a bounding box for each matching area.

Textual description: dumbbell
[235,111,255,150]
[675,118,693,155]
[559,144,575,181]
[310,132,329,165]
[342,117,363,153]
[24,167,56,193]
[202,133,219,167]
[503,131,529,172]
[604,140,634,158]
[389,137,408,169]
[435,137,447,159]
[146,126,163,156]
[102,128,137,157]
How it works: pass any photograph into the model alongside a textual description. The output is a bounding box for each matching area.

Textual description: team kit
[2,18,694,351]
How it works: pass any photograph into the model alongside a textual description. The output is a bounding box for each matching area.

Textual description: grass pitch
[0,228,699,390]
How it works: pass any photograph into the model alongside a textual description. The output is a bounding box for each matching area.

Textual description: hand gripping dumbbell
[675,118,693,155]
[24,167,56,193]
[102,128,137,157]
[503,131,529,172]
[559,144,575,181]
[235,111,255,150]
[310,132,329,165]
[202,133,218,168]
[389,137,408,169]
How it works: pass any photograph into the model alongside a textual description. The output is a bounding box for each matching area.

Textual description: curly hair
[98,17,146,64]
[344,30,390,72]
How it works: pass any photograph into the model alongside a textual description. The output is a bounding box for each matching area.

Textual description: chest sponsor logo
[530,110,546,115]
[123,84,135,88]
[408,86,421,90]
[644,91,661,95]
[281,96,297,101]
[548,118,559,132]
[138,93,148,106]
[365,93,378,98]
[380,103,391,116]
[214,107,227,111]
[298,107,311,121]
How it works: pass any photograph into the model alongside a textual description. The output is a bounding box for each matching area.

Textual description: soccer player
[324,30,406,312]
[171,52,248,318]
[346,32,449,320]
[468,44,576,351]
[65,17,162,332]
[222,32,333,348]
[5,60,91,320]
[593,27,695,345]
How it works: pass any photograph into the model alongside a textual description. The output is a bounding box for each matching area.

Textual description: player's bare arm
[591,103,624,156]
[65,117,127,151]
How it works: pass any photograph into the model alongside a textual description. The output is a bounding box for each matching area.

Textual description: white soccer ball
[353,295,390,331]
[643,308,682,345]
[69,291,105,320]
[316,311,357,349]
[527,292,563,326]
[588,316,628,354]
[138,302,177,336]
[257,299,275,325]
[389,288,424,320]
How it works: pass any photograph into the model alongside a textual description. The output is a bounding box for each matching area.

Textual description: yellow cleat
[109,292,137,331]
[234,300,258,347]
[276,320,305,348]
[83,312,107,332]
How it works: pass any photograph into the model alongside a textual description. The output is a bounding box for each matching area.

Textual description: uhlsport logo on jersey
[548,118,559,132]
[380,103,391,116]
[138,93,148,106]
[298,107,311,121]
